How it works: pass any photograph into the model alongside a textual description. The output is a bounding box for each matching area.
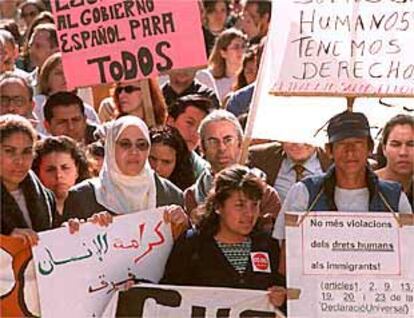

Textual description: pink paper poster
[50,0,207,88]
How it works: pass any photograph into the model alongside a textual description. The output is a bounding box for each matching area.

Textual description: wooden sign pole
[347,96,355,111]
[141,79,156,127]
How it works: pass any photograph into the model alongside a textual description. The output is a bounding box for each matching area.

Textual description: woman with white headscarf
[62,116,187,235]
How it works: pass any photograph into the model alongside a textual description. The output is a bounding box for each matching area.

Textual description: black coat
[162,230,285,290]
[62,174,184,224]
[1,170,55,235]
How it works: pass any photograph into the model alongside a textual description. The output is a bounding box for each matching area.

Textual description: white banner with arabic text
[32,208,173,318]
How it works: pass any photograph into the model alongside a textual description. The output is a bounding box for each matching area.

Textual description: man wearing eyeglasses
[0,72,36,122]
[184,109,281,234]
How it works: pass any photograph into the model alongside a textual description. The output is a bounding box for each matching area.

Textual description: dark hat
[327,111,371,143]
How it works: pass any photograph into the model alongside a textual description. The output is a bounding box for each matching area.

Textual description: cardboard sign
[32,208,173,318]
[0,235,39,317]
[50,0,206,88]
[267,1,414,97]
[105,283,278,317]
[286,212,414,317]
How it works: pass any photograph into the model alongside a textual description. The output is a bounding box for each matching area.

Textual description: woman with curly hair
[33,136,90,224]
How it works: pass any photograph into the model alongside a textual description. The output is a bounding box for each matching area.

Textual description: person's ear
[13,44,19,59]
[166,116,175,126]
[29,100,35,112]
[325,143,333,159]
[200,139,207,156]
[262,13,270,24]
[44,120,51,133]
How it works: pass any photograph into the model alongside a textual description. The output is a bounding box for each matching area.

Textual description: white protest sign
[245,0,414,144]
[269,0,414,96]
[244,1,346,145]
[104,283,278,318]
[286,212,414,317]
[32,208,173,318]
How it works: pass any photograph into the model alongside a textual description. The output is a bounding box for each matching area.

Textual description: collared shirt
[273,152,323,203]
[9,189,32,229]
[28,68,39,95]
[191,151,209,180]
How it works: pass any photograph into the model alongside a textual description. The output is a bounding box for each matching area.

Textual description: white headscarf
[90,116,157,214]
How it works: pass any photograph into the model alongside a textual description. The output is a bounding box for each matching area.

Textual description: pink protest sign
[50,0,207,89]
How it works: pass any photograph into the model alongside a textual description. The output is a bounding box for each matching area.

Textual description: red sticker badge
[250,252,271,273]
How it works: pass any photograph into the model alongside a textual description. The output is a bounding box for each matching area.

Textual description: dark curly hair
[197,165,265,236]
[32,136,90,183]
[149,125,195,190]
[0,114,37,143]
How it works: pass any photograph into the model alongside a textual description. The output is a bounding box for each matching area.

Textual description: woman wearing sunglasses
[99,79,167,127]
[62,116,188,237]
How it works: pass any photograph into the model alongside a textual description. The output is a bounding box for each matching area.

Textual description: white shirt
[273,182,413,240]
[10,189,32,229]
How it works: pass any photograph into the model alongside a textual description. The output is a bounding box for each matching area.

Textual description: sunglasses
[115,85,141,95]
[116,139,149,151]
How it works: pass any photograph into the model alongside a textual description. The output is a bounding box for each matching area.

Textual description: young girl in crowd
[202,0,230,56]
[232,46,257,91]
[85,140,105,177]
[33,136,90,225]
[0,114,55,244]
[162,165,286,309]
[197,28,247,103]
[149,125,196,191]
[63,115,188,238]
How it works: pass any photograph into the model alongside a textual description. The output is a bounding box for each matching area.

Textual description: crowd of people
[1,0,413,314]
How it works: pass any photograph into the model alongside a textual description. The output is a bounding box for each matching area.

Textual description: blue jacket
[302,165,401,212]
[226,83,255,117]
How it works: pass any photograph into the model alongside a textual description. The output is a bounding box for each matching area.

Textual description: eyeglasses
[115,85,141,95]
[227,44,247,51]
[116,139,149,151]
[0,96,28,107]
[205,136,238,149]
